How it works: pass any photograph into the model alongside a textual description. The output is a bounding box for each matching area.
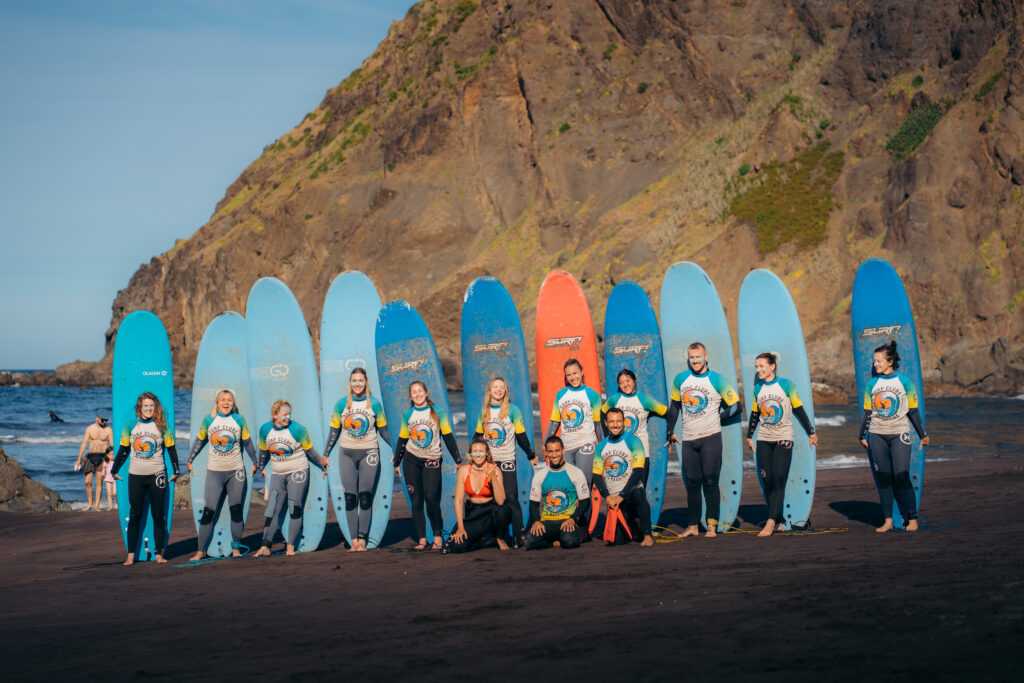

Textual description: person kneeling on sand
[593,408,654,547]
[525,436,591,550]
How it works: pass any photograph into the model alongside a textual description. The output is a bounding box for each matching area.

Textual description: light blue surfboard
[320,271,394,549]
[245,277,327,552]
[376,300,458,540]
[461,276,535,521]
[851,258,926,528]
[738,268,816,530]
[603,281,669,525]
[660,262,743,530]
[112,310,175,561]
[189,312,255,557]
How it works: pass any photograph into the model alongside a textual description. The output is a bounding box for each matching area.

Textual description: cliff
[60,0,1024,395]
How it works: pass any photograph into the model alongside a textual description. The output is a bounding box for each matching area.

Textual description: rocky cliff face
[62,0,1024,396]
[0,445,71,512]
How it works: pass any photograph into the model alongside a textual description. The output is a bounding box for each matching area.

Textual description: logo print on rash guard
[545,490,569,514]
[269,442,295,458]
[560,405,585,429]
[604,454,628,479]
[759,399,784,425]
[210,429,237,453]
[410,423,434,449]
[484,422,506,446]
[343,414,370,438]
[682,389,708,414]
[132,436,158,458]
[873,391,899,418]
[623,413,638,433]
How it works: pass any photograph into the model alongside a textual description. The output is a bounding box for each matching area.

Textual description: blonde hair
[271,399,292,419]
[348,367,371,402]
[211,389,238,418]
[467,436,495,465]
[408,381,439,425]
[480,376,511,423]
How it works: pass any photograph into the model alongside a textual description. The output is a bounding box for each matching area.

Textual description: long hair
[210,389,238,418]
[408,380,439,425]
[135,392,167,433]
[616,368,636,392]
[348,367,371,402]
[873,340,901,373]
[563,357,584,387]
[467,436,495,465]
[480,376,511,423]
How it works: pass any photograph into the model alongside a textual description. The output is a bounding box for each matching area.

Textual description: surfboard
[245,277,327,552]
[376,300,458,540]
[189,311,255,557]
[851,258,926,528]
[603,280,669,526]
[738,268,816,530]
[461,276,535,520]
[320,270,394,549]
[535,270,602,436]
[112,310,175,561]
[659,262,743,530]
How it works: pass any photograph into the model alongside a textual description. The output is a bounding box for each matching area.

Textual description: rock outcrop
[0,445,71,512]
[59,0,1024,396]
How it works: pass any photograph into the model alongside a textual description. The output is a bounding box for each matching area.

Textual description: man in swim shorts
[75,411,113,511]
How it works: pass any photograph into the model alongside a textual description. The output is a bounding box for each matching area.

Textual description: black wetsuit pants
[446,500,511,553]
[868,432,917,521]
[755,440,793,523]
[497,460,524,535]
[403,456,443,540]
[680,432,722,526]
[127,473,168,556]
[525,519,583,550]
[605,487,653,544]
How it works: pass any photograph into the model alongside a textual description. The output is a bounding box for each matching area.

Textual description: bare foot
[906,519,919,532]
[680,525,700,538]
[431,538,443,551]
[188,551,207,562]
[705,528,717,538]
[876,519,894,533]
[347,542,360,553]
[285,544,296,556]
[357,540,368,552]
[640,535,654,547]
[254,546,271,557]
[154,554,167,564]
[122,554,135,566]
[231,549,242,557]
[758,520,776,538]
[496,538,510,551]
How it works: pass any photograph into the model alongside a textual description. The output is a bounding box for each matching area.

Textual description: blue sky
[0,0,413,369]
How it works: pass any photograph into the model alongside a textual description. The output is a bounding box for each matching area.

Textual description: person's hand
[320,456,330,469]
[251,465,259,477]
[530,456,539,468]
[746,438,755,453]
[606,494,622,509]
[666,434,680,446]
[394,466,401,476]
[169,474,179,483]
[529,521,545,537]
[860,439,869,449]
[187,462,194,475]
[113,474,122,481]
[921,436,930,447]
[485,463,501,481]
[809,434,819,447]
[73,460,81,471]
[560,518,577,533]
[451,527,467,544]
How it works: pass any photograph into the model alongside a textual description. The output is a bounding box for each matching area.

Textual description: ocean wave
[0,434,80,445]
[1015,394,1024,400]
[175,430,190,441]
[816,415,849,427]
[816,454,867,469]
[452,411,466,426]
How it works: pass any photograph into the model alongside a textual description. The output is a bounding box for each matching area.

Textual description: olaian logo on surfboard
[611,343,651,357]
[388,359,427,374]
[142,370,168,376]
[860,325,902,338]
[472,341,510,354]
[544,336,583,349]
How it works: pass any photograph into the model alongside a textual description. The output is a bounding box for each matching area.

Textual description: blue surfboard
[376,300,458,540]
[320,271,394,549]
[245,277,327,552]
[738,268,816,529]
[660,262,743,530]
[112,310,175,560]
[189,312,255,557]
[603,281,669,525]
[851,258,926,528]
[460,276,535,520]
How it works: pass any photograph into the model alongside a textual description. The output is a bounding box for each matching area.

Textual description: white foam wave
[0,434,79,444]
[175,430,190,441]
[815,415,848,427]
[1015,394,1024,400]
[452,412,466,426]
[816,454,867,469]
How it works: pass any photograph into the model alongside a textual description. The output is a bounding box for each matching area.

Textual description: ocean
[1,384,1022,504]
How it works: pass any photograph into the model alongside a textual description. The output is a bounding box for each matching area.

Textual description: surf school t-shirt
[751,378,803,442]
[864,373,918,435]
[603,391,668,456]
[330,395,387,449]
[550,385,603,449]
[530,463,590,521]
[475,403,527,462]
[258,421,314,475]
[120,419,174,476]
[400,406,452,459]
[671,369,740,441]
[196,413,250,471]
[592,432,646,497]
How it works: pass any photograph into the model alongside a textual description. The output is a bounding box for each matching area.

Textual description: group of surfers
[106,339,928,564]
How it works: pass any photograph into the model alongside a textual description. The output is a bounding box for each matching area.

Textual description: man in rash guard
[525,436,591,551]
[593,408,654,547]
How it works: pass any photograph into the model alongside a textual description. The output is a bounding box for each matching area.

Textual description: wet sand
[1,457,1021,681]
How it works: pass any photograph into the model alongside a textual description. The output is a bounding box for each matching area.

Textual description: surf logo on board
[759,399,784,425]
[473,341,510,354]
[269,364,289,379]
[860,324,902,338]
[560,404,586,429]
[544,336,583,349]
[611,343,651,357]
[132,435,159,459]
[603,454,629,480]
[872,391,900,418]
[545,490,569,514]
[249,364,290,381]
[210,429,237,453]
[343,413,371,438]
[681,389,709,414]
[484,422,507,446]
[142,370,168,376]
[410,423,434,448]
[388,359,427,374]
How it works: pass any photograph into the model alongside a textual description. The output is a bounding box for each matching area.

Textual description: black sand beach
[2,458,1021,681]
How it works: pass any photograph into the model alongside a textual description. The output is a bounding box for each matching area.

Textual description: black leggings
[524,519,583,550]
[868,432,917,521]
[498,461,524,535]
[755,440,793,523]
[680,432,722,526]
[445,501,511,553]
[403,456,443,540]
[127,473,168,556]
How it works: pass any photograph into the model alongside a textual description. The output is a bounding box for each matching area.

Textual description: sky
[0,0,414,370]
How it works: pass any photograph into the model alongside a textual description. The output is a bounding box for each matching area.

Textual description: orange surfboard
[535,270,602,435]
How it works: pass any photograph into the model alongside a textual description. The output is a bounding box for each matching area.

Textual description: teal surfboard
[738,268,816,529]
[852,258,926,528]
[460,276,534,520]
[189,312,255,557]
[320,271,394,549]
[245,277,327,552]
[660,262,743,530]
[376,300,458,540]
[603,280,669,525]
[112,310,175,560]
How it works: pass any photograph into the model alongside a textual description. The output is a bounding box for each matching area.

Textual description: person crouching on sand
[593,408,654,547]
[525,436,591,550]
[443,437,510,553]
